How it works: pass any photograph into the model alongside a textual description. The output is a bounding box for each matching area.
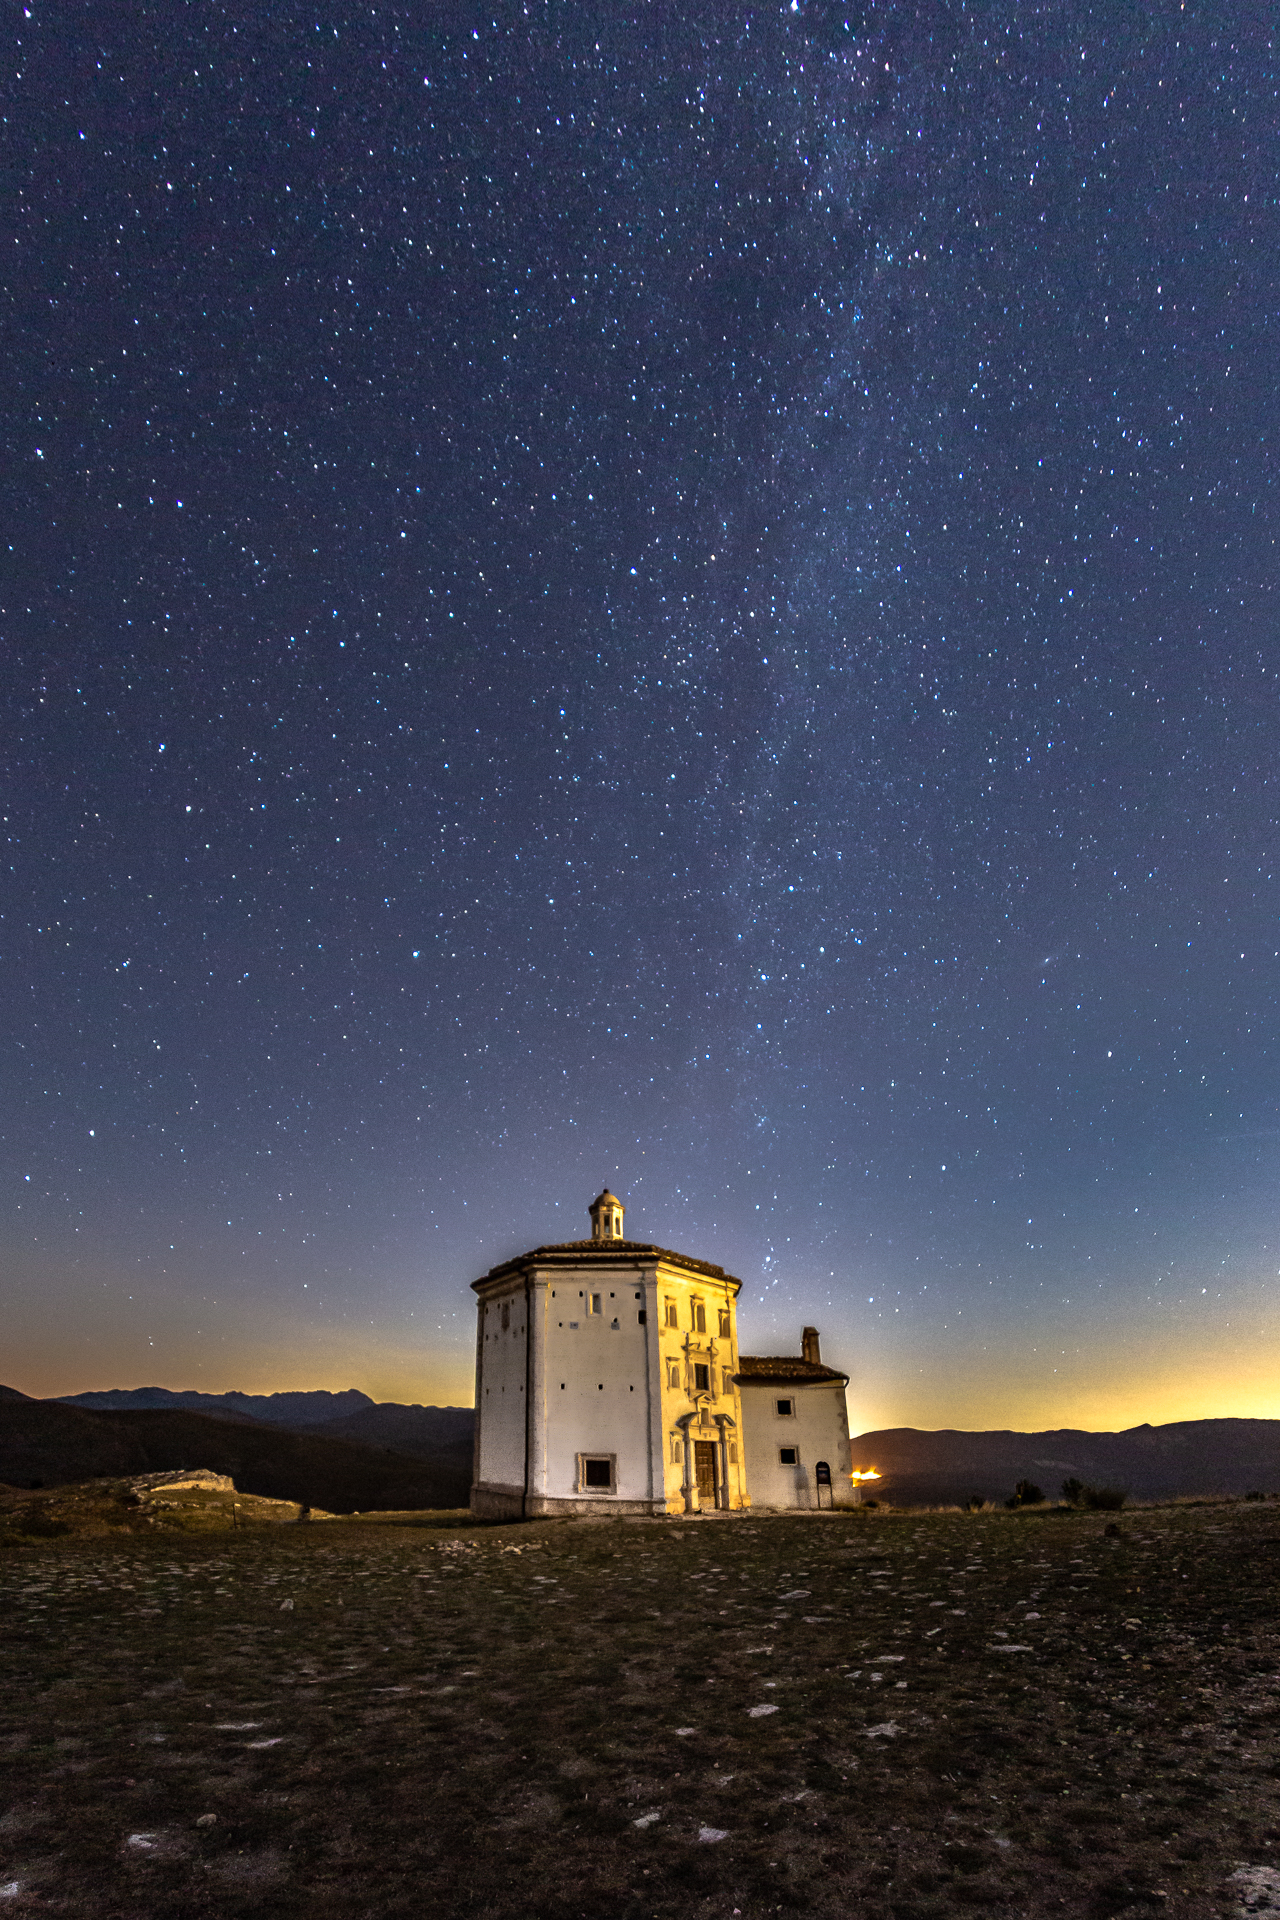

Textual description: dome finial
[589,1189,624,1241]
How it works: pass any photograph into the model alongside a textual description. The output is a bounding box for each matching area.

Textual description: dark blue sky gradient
[3,1,1276,1427]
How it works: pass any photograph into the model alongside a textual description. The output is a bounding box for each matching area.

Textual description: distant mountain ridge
[50,1387,475,1460]
[856,1419,1280,1504]
[0,1393,473,1512]
[56,1387,379,1427]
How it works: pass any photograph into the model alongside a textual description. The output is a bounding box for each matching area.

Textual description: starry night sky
[4,1,1276,1431]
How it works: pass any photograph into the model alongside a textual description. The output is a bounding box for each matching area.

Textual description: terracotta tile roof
[736,1356,849,1386]
[475,1241,741,1289]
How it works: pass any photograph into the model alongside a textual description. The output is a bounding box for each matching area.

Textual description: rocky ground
[1,1497,1278,1918]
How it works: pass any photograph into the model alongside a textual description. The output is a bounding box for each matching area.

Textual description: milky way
[3,2,1276,1426]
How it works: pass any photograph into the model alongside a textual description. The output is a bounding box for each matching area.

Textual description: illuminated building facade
[470,1193,854,1518]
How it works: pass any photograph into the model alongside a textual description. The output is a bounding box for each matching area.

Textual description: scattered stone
[279,1598,294,1610]
[863,1722,901,1739]
[633,1811,661,1829]
[698,1826,729,1843]
[674,1726,697,1736]
[1232,1867,1280,1915]
[196,1813,217,1828]
[747,1704,779,1717]
[131,1470,236,1494]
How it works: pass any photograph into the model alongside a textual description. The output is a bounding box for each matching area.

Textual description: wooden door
[694,1440,718,1503]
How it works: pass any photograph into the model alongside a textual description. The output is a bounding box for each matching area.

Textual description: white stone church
[470,1190,855,1519]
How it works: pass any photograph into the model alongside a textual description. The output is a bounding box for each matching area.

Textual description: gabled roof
[474,1240,742,1291]
[736,1355,850,1387]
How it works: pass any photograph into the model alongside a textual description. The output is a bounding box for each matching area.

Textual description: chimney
[801,1326,821,1365]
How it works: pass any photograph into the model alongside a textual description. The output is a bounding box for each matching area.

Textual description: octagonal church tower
[470,1192,747,1519]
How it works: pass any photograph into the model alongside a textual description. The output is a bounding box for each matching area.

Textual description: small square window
[638,1309,647,1324]
[776,1397,794,1418]
[779,1446,799,1466]
[579,1454,614,1491]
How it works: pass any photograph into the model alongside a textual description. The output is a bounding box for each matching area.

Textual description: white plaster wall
[739,1381,853,1509]
[538,1269,652,1500]
[475,1287,529,1489]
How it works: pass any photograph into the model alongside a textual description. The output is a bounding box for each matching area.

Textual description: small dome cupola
[589,1189,624,1241]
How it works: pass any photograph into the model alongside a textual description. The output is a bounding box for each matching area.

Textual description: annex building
[470,1190,854,1519]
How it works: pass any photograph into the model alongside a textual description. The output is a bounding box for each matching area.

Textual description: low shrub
[1060,1478,1126,1511]
[1006,1480,1045,1509]
[1081,1484,1126,1512]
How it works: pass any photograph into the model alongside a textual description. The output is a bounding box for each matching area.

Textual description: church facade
[470,1191,854,1519]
